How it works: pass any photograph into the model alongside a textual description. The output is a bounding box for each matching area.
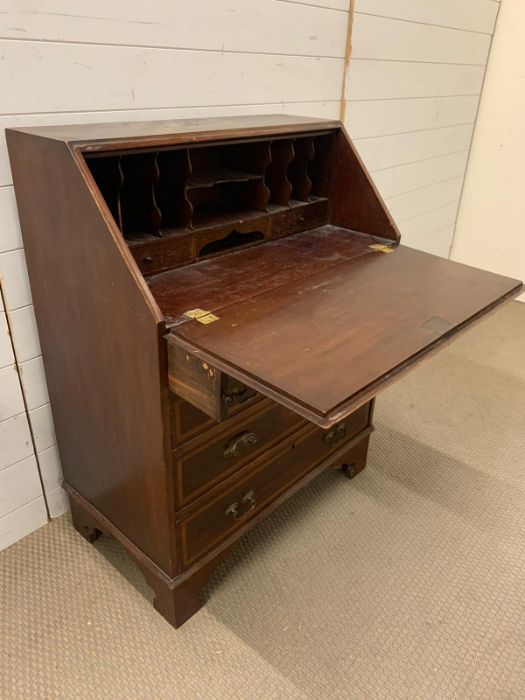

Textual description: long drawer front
[178,402,371,566]
[173,399,306,506]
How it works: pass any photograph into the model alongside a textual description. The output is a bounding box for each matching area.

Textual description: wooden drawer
[173,399,305,505]
[170,384,261,447]
[168,343,259,422]
[268,198,328,238]
[130,231,194,276]
[178,402,371,565]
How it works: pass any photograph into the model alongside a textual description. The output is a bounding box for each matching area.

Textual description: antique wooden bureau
[7,115,522,628]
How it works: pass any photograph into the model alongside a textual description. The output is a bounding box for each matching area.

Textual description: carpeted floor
[1,301,524,700]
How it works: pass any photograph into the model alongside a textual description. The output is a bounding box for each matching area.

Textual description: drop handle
[224,431,258,458]
[324,422,347,446]
[224,490,257,521]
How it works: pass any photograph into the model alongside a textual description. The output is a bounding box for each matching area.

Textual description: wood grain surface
[167,242,522,425]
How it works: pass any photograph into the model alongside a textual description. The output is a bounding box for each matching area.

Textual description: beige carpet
[1,302,524,700]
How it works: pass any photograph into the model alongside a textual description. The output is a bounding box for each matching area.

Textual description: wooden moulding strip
[340,0,356,124]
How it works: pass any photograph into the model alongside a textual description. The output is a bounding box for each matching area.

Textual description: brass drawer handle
[222,386,251,406]
[225,490,257,521]
[324,423,346,446]
[224,431,258,458]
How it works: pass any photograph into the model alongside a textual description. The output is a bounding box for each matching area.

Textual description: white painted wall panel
[346,60,484,100]
[0,310,14,369]
[346,96,478,140]
[4,305,41,363]
[37,443,67,517]
[451,0,525,302]
[28,403,56,453]
[385,177,464,225]
[0,413,34,471]
[38,445,62,494]
[45,486,69,518]
[405,225,456,258]
[0,456,43,519]
[345,0,497,267]
[400,202,460,242]
[19,357,50,411]
[371,151,469,200]
[0,363,25,423]
[355,0,498,34]
[281,0,348,11]
[0,497,48,551]
[0,282,44,546]
[352,13,491,65]
[0,187,23,252]
[0,249,32,311]
[0,1,347,57]
[354,124,474,172]
[1,42,342,114]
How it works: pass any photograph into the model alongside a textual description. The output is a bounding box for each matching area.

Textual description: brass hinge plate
[183,308,219,324]
[368,243,394,254]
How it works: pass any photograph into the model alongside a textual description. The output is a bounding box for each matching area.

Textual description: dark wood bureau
[7,115,522,628]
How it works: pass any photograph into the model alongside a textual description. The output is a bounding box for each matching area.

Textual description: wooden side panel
[329,126,400,241]
[6,131,175,574]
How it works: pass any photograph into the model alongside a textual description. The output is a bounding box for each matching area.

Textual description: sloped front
[166,245,522,428]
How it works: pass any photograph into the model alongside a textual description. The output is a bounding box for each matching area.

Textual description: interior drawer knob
[224,431,258,458]
[324,423,347,446]
[222,387,251,406]
[225,490,257,520]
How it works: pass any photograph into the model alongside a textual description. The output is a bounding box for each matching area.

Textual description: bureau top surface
[8,114,339,149]
[149,227,378,326]
[160,227,522,426]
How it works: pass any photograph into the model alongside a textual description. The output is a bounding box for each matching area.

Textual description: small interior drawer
[268,197,328,239]
[178,404,371,565]
[173,399,306,506]
[129,231,193,276]
[168,343,257,422]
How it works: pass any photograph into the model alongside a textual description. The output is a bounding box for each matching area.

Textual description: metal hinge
[183,308,219,324]
[368,243,394,254]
